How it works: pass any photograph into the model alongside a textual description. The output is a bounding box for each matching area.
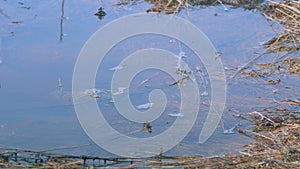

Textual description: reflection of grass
[0,9,10,18]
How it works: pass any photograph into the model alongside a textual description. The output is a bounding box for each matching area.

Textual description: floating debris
[176,68,191,75]
[138,78,149,87]
[223,123,240,134]
[224,66,237,71]
[195,66,202,73]
[169,39,176,43]
[109,64,126,71]
[176,53,183,69]
[169,68,191,87]
[58,78,63,92]
[137,102,153,110]
[19,6,32,10]
[142,121,152,133]
[84,88,101,98]
[169,79,184,86]
[201,91,208,96]
[11,21,24,24]
[94,7,106,20]
[168,113,184,117]
[179,51,187,58]
[61,16,69,20]
[112,87,126,96]
[215,51,222,60]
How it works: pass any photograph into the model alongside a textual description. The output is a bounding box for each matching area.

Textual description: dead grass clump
[261,0,300,54]
[146,109,300,168]
[116,0,262,14]
[241,57,300,80]
[237,109,300,167]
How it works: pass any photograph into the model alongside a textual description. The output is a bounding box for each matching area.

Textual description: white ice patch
[136,103,153,110]
[168,113,184,117]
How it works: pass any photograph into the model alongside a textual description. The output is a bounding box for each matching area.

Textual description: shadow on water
[0,0,298,165]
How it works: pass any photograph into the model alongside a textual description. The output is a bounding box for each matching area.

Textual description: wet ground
[0,0,298,162]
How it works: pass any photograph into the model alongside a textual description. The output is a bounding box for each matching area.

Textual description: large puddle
[0,0,293,157]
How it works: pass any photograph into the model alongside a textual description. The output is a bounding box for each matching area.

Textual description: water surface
[0,0,280,157]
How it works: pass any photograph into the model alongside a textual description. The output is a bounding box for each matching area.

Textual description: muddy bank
[1,108,299,168]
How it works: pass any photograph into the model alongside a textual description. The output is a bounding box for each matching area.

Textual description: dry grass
[146,110,300,168]
[262,0,300,54]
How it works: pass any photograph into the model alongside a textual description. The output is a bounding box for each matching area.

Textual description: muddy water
[0,0,280,157]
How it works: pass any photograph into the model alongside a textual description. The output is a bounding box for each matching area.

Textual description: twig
[231,51,267,79]
[248,111,276,125]
[238,129,274,141]
[217,0,228,11]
